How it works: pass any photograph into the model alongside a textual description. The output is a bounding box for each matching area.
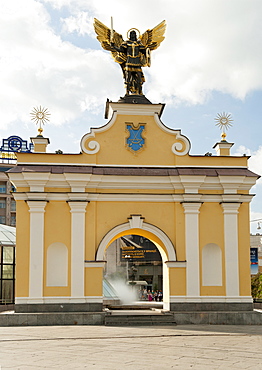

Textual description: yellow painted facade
[9,102,259,312]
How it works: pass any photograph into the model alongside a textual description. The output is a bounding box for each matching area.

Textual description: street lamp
[250,218,262,231]
[124,255,130,281]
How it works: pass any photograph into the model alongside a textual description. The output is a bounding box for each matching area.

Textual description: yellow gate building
[8,101,259,312]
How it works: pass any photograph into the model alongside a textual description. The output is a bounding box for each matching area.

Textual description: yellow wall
[174,203,186,261]
[85,202,97,260]
[85,267,103,296]
[199,203,225,296]
[169,268,186,295]
[43,201,71,296]
[15,201,30,297]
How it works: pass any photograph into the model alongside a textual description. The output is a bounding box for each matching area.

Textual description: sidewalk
[1,325,262,369]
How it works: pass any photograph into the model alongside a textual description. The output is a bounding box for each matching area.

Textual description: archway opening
[104,234,164,308]
[96,220,174,311]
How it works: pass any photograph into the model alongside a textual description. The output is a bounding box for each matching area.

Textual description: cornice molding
[12,192,255,204]
[9,171,257,194]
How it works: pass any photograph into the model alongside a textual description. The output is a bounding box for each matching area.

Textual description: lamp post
[124,254,130,281]
[250,218,262,231]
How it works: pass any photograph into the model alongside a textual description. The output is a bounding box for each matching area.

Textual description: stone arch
[95,215,176,311]
[96,215,176,262]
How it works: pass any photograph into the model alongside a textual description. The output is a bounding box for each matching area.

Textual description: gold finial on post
[30,106,50,136]
[214,112,233,141]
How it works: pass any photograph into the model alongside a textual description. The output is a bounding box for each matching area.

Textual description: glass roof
[0,224,16,245]
[103,279,118,298]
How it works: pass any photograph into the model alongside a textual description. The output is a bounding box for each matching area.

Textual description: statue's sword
[111,16,114,42]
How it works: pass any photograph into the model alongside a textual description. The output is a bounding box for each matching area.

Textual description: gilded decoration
[94,18,166,95]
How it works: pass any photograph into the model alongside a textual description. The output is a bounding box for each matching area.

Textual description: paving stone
[1,325,261,369]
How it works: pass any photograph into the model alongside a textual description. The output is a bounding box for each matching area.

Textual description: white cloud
[235,145,262,185]
[61,11,94,36]
[0,0,122,128]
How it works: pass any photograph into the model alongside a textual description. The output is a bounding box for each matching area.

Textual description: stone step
[105,302,163,310]
[105,313,176,326]
[172,310,262,325]
[1,310,262,326]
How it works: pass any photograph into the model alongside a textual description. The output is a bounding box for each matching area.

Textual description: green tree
[251,273,262,299]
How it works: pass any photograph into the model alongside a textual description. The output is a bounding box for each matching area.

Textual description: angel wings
[93,18,166,95]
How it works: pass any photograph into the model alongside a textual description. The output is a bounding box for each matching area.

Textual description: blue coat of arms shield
[126,123,146,153]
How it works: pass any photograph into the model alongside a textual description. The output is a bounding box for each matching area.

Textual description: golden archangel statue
[94,18,166,96]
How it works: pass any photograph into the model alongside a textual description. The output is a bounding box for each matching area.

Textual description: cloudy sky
[1,0,262,232]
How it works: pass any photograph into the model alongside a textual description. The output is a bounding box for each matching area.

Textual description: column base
[15,302,103,313]
[170,302,253,312]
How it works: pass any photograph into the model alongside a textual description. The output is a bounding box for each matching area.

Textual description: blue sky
[0,0,262,233]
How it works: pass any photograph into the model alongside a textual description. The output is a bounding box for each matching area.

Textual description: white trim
[27,201,47,299]
[170,296,253,303]
[16,162,250,168]
[80,112,117,154]
[15,296,103,304]
[219,176,245,194]
[10,171,257,194]
[221,202,241,297]
[107,102,164,118]
[30,137,50,145]
[12,191,255,206]
[153,114,190,156]
[128,215,144,229]
[165,261,186,268]
[23,173,50,192]
[68,202,88,298]
[12,192,255,204]
[96,220,176,261]
[182,202,202,297]
[81,133,100,154]
[85,262,106,268]
[179,176,206,193]
[64,173,90,192]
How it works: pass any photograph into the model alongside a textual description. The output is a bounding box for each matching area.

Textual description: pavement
[1,325,262,369]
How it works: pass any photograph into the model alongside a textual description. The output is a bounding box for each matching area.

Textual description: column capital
[182,202,202,214]
[68,201,89,213]
[165,261,187,268]
[27,200,48,213]
[85,261,106,268]
[220,202,241,214]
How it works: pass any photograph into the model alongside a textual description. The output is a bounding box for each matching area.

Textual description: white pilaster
[182,202,202,297]
[27,201,47,300]
[221,202,241,297]
[68,201,88,299]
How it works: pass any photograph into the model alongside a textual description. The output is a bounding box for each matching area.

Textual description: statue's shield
[126,123,146,153]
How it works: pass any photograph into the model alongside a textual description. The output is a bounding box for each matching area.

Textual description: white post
[221,202,241,297]
[182,202,202,298]
[68,201,88,300]
[27,201,47,300]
